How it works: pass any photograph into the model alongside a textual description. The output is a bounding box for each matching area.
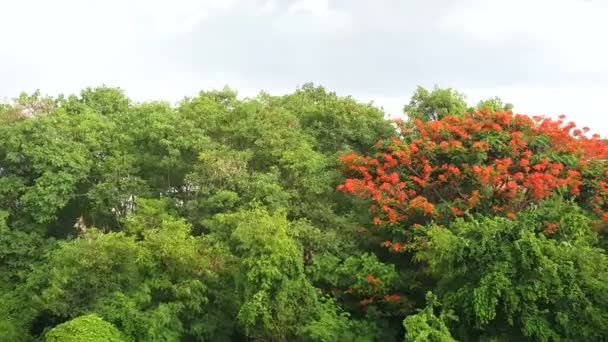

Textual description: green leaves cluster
[404,85,513,122]
[416,198,608,341]
[45,314,126,342]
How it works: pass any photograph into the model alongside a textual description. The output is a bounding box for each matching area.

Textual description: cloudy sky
[1,0,607,135]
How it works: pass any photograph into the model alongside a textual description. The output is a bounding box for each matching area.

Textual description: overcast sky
[1,0,607,135]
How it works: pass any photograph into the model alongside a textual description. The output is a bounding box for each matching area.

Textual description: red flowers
[450,207,463,216]
[339,153,358,163]
[391,243,404,251]
[544,222,558,235]
[337,110,608,233]
[384,294,400,302]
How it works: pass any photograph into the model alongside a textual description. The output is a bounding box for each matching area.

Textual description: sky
[1,0,607,135]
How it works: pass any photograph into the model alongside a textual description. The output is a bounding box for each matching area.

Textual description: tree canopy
[0,84,606,341]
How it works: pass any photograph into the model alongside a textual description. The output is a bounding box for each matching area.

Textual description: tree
[10,199,237,341]
[280,83,395,154]
[403,86,469,122]
[337,109,608,340]
[416,199,608,341]
[476,96,513,112]
[78,86,130,116]
[1,84,606,341]
[45,314,126,342]
[210,208,331,340]
[0,110,99,231]
[403,293,455,342]
[337,111,608,236]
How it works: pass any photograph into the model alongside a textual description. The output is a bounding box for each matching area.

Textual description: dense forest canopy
[0,84,607,341]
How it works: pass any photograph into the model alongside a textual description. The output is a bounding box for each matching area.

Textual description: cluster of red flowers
[366,274,378,282]
[337,110,608,239]
[381,240,407,251]
[359,294,400,306]
[544,222,558,235]
[383,294,401,302]
[357,274,401,306]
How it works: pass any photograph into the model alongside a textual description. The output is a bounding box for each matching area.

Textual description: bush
[45,315,126,342]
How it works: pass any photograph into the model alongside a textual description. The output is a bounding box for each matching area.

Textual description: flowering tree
[338,111,608,246]
[336,110,608,340]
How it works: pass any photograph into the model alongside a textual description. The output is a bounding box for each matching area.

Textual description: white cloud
[276,0,353,35]
[131,0,238,35]
[441,0,604,39]
[259,0,279,14]
[440,0,608,73]
[0,0,606,136]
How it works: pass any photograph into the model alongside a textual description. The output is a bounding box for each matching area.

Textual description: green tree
[404,86,469,122]
[476,96,513,112]
[280,83,395,154]
[45,314,126,342]
[210,208,321,340]
[0,84,402,341]
[9,199,237,341]
[416,198,608,341]
[403,293,455,342]
[78,86,130,116]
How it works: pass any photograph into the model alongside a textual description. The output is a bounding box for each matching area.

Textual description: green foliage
[31,231,146,317]
[281,83,395,154]
[300,296,381,342]
[6,199,237,341]
[0,84,606,342]
[0,211,47,288]
[403,293,455,342]
[404,86,469,121]
[416,198,608,341]
[213,208,321,340]
[78,86,130,116]
[45,314,126,342]
[476,96,513,112]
